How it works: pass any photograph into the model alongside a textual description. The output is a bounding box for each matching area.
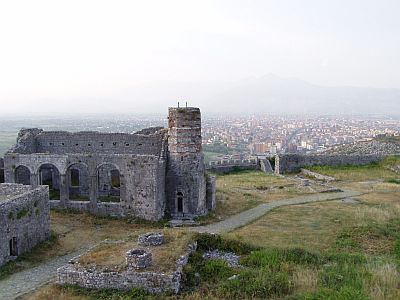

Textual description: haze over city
[1,0,400,116]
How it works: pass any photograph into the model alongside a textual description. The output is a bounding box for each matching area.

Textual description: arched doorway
[15,165,31,185]
[177,191,184,214]
[38,164,60,200]
[67,163,90,201]
[97,163,121,202]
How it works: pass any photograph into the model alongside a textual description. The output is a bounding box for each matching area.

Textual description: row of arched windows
[14,163,121,202]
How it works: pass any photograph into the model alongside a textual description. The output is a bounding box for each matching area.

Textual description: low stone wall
[207,159,259,174]
[300,169,335,182]
[277,154,383,174]
[57,242,197,294]
[50,200,123,217]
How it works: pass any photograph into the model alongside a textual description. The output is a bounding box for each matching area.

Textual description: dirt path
[0,249,86,300]
[191,189,361,234]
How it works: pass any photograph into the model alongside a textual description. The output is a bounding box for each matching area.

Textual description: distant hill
[115,74,400,115]
[324,135,400,156]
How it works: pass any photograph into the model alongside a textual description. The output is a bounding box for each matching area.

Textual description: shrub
[196,233,258,255]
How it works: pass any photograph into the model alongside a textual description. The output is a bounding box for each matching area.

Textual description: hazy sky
[0,0,399,115]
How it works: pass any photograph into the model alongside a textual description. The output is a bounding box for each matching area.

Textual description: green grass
[310,156,400,181]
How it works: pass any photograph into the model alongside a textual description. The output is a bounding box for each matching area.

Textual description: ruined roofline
[16,127,167,137]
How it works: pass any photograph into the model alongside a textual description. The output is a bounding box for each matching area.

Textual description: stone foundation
[126,249,152,270]
[138,232,164,246]
[57,242,197,294]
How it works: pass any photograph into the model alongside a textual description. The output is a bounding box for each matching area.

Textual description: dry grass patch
[202,171,321,224]
[225,201,359,252]
[292,267,319,293]
[367,262,400,300]
[22,284,88,300]
[78,229,194,273]
[49,210,160,256]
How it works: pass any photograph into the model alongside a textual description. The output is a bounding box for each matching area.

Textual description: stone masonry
[0,183,50,266]
[3,107,215,221]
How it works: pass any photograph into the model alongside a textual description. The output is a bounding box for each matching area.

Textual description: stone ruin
[2,107,216,221]
[126,249,152,270]
[0,183,50,266]
[138,232,164,246]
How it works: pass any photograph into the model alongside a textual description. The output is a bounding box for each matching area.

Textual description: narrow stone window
[61,142,65,146]
[75,143,79,146]
[113,142,117,146]
[49,142,53,146]
[10,237,17,256]
[100,143,104,146]
[88,143,91,146]
[125,143,130,146]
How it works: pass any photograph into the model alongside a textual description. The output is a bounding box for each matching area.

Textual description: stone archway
[97,163,121,203]
[38,163,61,200]
[14,165,31,185]
[67,163,90,201]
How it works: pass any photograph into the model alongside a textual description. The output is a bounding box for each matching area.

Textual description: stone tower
[166,107,207,218]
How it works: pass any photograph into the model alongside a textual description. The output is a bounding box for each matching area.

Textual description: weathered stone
[2,107,216,221]
[57,242,198,294]
[0,183,50,266]
[126,249,152,270]
[138,232,164,246]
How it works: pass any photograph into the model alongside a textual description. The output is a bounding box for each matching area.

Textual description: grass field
[198,171,325,224]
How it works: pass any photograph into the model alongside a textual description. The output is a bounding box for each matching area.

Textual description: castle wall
[207,159,259,174]
[166,108,208,218]
[3,152,167,220]
[277,154,383,173]
[0,184,50,266]
[11,129,166,156]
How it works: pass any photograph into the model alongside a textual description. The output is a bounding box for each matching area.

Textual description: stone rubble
[202,250,242,268]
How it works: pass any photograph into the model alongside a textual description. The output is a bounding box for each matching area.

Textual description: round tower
[166,107,207,218]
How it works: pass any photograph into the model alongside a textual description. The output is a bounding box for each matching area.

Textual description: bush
[196,233,258,255]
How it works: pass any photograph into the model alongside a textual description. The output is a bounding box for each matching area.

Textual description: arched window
[67,163,89,201]
[38,164,60,200]
[97,163,121,203]
[15,165,31,185]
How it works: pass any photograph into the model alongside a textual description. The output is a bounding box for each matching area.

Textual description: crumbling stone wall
[166,108,207,218]
[3,107,216,221]
[0,184,50,266]
[57,242,197,294]
[276,154,383,174]
[207,159,259,174]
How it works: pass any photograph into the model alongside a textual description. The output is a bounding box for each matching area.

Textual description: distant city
[0,114,399,160]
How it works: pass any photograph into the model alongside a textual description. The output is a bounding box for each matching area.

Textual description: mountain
[115,74,400,115]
